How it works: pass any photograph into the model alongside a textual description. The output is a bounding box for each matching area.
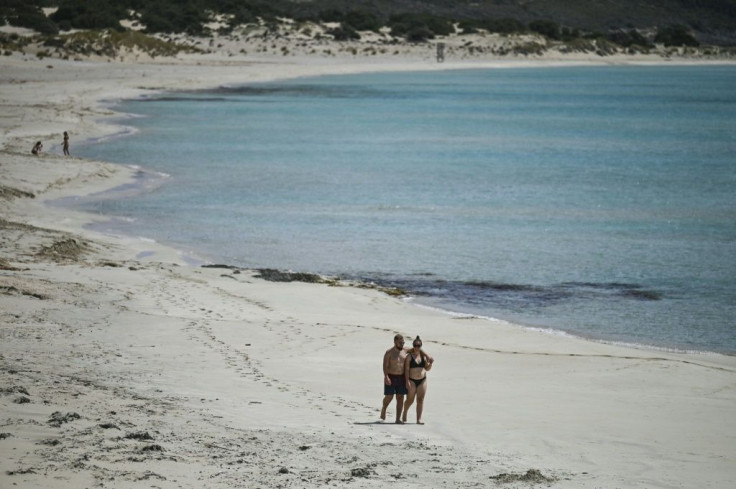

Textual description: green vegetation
[51,0,126,32]
[344,11,381,32]
[529,20,561,40]
[512,41,547,56]
[42,29,198,58]
[458,18,526,35]
[608,29,652,49]
[1,31,32,54]
[0,0,732,54]
[388,13,454,41]
[655,25,700,47]
[1,0,58,35]
[318,10,382,33]
[327,25,360,41]
[140,2,207,35]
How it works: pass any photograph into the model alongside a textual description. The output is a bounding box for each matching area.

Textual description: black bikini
[410,377,426,387]
[409,353,424,368]
[409,353,427,386]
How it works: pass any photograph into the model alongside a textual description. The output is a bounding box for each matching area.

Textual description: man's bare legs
[395,395,404,423]
[381,394,405,423]
[381,395,392,420]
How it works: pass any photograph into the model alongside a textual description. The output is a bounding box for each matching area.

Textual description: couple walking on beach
[381,334,434,424]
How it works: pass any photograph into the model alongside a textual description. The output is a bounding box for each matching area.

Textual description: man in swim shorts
[381,334,409,423]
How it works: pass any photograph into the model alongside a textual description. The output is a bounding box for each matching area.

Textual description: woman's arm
[404,354,412,388]
[420,348,434,365]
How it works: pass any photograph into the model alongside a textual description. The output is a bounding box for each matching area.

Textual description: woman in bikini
[402,335,432,424]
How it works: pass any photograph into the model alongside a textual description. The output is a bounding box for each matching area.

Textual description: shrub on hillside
[608,29,652,48]
[139,1,208,35]
[558,38,596,53]
[328,25,360,41]
[655,24,699,47]
[344,10,381,32]
[458,20,478,35]
[513,41,546,55]
[55,29,197,58]
[51,0,125,32]
[488,18,525,34]
[389,13,453,41]
[406,25,435,42]
[317,9,344,23]
[594,37,619,55]
[423,16,454,36]
[227,7,257,30]
[1,31,32,53]
[460,18,526,35]
[2,1,59,35]
[529,20,561,40]
[560,27,581,41]
[389,14,425,39]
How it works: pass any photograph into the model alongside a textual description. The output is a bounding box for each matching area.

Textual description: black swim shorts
[384,374,408,396]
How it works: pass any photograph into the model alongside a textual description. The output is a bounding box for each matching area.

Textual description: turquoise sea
[77,65,736,354]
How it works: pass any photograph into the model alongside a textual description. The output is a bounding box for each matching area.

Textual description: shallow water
[78,65,736,353]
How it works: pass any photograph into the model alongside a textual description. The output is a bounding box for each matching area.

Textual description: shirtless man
[381,334,432,423]
[381,334,409,423]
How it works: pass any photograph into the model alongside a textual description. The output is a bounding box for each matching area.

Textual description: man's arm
[404,354,412,389]
[383,350,392,384]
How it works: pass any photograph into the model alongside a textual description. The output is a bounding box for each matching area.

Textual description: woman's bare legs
[402,382,416,423]
[415,380,427,424]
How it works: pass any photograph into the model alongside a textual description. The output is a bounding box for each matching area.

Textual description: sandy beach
[2,43,736,488]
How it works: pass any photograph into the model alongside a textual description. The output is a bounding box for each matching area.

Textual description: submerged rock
[255,268,326,283]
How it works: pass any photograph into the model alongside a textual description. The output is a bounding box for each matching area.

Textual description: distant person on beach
[381,334,432,424]
[436,42,445,63]
[31,141,42,155]
[62,131,70,156]
[402,335,433,424]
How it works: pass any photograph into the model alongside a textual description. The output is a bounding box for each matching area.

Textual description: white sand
[1,48,735,489]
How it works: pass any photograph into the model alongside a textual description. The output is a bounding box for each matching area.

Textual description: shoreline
[60,164,733,357]
[69,61,735,357]
[2,52,736,488]
[405,298,736,358]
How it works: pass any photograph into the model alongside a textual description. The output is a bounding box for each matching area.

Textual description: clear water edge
[72,65,736,356]
[69,155,734,358]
